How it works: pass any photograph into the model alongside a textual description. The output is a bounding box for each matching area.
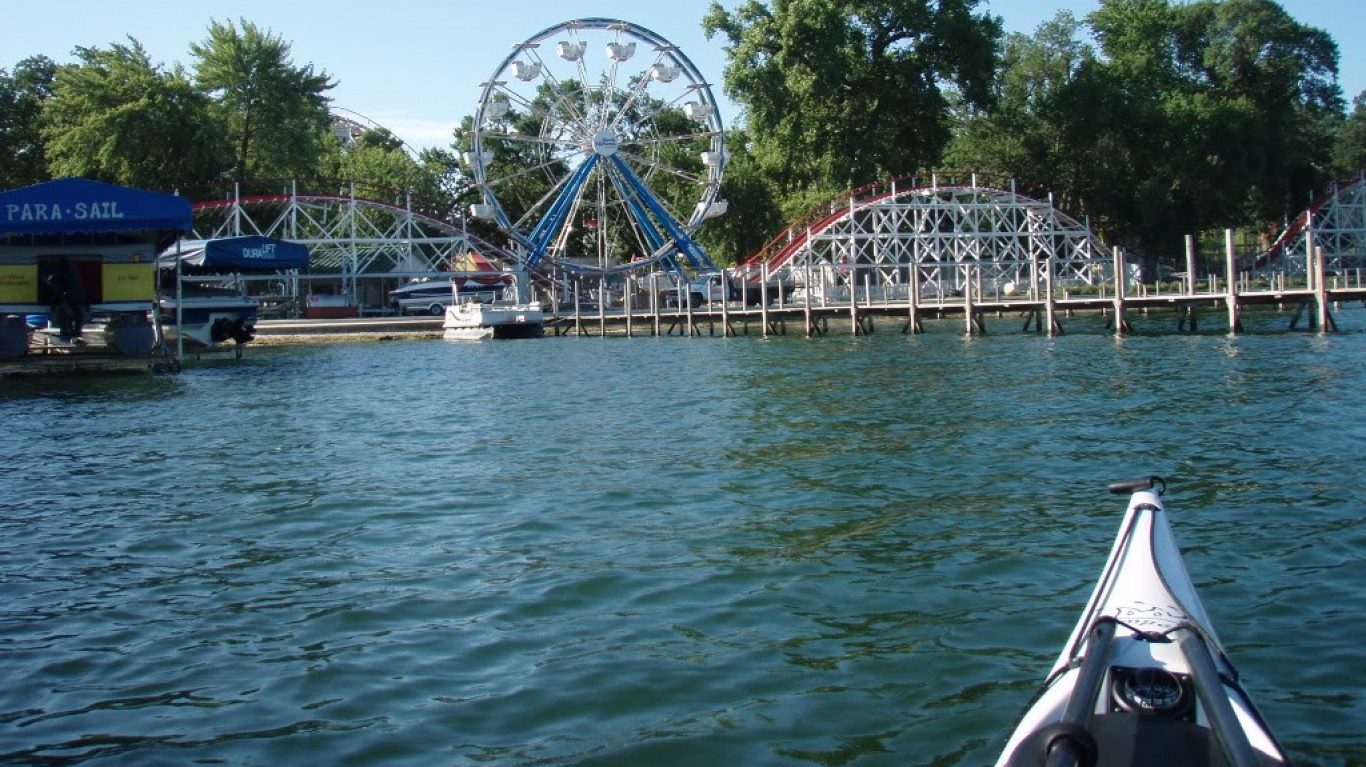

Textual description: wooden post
[598,277,607,337]
[907,263,923,334]
[1113,245,1129,335]
[1314,245,1332,331]
[760,263,770,339]
[685,276,696,336]
[573,281,584,336]
[963,264,975,335]
[651,275,661,337]
[1305,213,1315,290]
[1224,229,1242,333]
[803,245,813,338]
[850,263,861,335]
[721,275,730,337]
[1044,256,1058,336]
[1184,234,1197,295]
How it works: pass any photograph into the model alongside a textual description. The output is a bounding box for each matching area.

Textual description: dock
[539,281,1366,338]
[251,315,443,344]
[7,282,1359,378]
[241,280,1365,343]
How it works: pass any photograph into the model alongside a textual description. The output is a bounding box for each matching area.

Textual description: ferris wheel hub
[591,130,620,157]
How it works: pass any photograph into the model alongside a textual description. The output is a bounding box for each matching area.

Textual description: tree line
[2,1,1364,272]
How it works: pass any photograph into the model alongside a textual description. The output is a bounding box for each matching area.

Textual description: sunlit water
[1,308,1363,766]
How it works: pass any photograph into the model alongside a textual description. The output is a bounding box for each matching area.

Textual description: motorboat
[389,278,502,316]
[390,250,513,316]
[995,476,1290,767]
[157,236,309,348]
[442,295,544,340]
[158,284,259,346]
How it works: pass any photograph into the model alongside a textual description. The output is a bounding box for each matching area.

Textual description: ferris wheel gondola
[468,18,726,276]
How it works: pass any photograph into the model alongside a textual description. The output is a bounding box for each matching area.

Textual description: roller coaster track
[173,172,1365,314]
[174,178,552,307]
[737,171,1113,298]
[1252,175,1366,277]
[183,178,522,271]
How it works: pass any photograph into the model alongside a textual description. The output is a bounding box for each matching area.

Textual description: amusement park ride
[180,18,1363,322]
[466,18,728,282]
[4,18,1364,373]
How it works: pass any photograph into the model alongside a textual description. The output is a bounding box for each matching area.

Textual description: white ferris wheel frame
[468,18,727,273]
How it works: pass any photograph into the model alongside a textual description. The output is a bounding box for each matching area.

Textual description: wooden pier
[543,283,1365,338]
[549,234,1364,337]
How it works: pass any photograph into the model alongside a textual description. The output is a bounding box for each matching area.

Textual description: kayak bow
[995,477,1291,767]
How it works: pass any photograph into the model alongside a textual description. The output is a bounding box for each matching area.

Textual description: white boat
[389,251,513,315]
[442,297,544,341]
[388,278,504,316]
[995,476,1290,767]
[157,236,310,348]
[157,287,258,346]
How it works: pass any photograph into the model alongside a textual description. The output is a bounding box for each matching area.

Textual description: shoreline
[250,330,442,345]
[250,316,443,345]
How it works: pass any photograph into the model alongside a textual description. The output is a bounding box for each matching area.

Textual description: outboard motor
[209,317,236,344]
[230,318,255,344]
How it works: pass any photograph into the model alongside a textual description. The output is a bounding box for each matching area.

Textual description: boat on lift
[995,476,1290,767]
[157,236,309,348]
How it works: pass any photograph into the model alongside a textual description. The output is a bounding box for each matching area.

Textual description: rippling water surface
[1,310,1363,766]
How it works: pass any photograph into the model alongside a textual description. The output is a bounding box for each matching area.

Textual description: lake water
[2,308,1363,767]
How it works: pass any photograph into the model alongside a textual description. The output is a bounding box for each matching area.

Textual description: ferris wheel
[467,18,727,275]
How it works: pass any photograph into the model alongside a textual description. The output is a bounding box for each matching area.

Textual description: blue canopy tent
[158,236,311,273]
[0,178,193,359]
[0,177,192,242]
[156,236,310,355]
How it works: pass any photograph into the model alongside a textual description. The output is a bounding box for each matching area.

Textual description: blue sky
[5,0,1363,151]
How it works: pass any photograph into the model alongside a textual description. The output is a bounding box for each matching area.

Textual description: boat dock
[540,280,1366,338]
[239,280,1366,343]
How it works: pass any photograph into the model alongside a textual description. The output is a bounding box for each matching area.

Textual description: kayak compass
[1111,666,1191,716]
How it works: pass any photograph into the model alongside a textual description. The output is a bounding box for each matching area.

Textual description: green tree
[1333,91,1366,176]
[319,126,420,190]
[693,129,784,264]
[0,55,56,189]
[949,0,1343,266]
[703,0,1001,219]
[191,19,335,179]
[417,144,475,217]
[40,39,227,188]
[318,126,446,201]
[944,13,1100,213]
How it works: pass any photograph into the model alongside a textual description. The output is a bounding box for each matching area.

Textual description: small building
[0,178,192,368]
